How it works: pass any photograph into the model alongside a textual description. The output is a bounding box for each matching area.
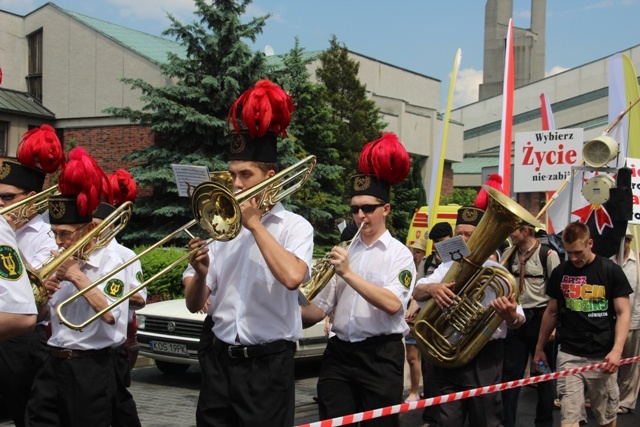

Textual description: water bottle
[538,361,552,374]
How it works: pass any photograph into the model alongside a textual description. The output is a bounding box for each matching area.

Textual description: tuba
[413,186,541,368]
[298,222,364,305]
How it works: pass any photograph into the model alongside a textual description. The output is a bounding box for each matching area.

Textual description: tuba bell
[413,186,541,368]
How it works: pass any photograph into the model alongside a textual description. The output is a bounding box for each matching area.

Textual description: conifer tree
[105,0,269,244]
[315,35,386,203]
[270,39,345,253]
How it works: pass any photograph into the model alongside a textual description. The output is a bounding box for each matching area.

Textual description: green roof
[63,8,187,64]
[452,156,499,174]
[0,88,55,118]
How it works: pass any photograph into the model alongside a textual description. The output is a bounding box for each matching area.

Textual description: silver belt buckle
[228,345,249,358]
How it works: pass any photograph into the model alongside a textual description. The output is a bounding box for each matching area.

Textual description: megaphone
[582,134,619,168]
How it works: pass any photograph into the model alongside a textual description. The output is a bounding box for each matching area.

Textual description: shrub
[133,245,188,302]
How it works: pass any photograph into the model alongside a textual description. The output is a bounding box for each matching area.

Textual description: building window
[27,29,43,101]
[0,122,8,157]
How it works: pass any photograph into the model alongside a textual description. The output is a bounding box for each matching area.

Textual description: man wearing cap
[413,205,524,427]
[418,222,453,280]
[300,133,415,427]
[26,147,129,427]
[0,125,63,427]
[185,80,314,427]
[611,231,639,415]
[502,224,561,427]
[416,221,453,427]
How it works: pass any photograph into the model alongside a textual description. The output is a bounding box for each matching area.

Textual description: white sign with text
[513,128,583,193]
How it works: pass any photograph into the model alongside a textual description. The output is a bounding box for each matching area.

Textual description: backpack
[535,229,565,263]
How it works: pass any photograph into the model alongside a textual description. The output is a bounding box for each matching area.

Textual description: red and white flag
[498,19,514,197]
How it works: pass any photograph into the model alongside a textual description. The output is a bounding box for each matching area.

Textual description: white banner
[514,129,583,193]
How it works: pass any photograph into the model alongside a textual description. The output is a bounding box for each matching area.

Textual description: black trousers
[196,335,296,427]
[420,359,442,426]
[111,345,141,427]
[0,326,48,427]
[435,339,505,427]
[25,348,116,427]
[317,335,404,427]
[501,309,555,427]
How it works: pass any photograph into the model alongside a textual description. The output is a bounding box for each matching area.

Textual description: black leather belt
[224,340,295,359]
[49,346,111,359]
[331,333,403,345]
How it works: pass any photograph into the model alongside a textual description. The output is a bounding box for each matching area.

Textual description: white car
[136,299,327,374]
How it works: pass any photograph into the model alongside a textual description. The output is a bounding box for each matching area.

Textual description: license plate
[150,341,188,355]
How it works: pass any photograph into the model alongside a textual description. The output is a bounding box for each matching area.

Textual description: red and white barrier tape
[295,355,640,427]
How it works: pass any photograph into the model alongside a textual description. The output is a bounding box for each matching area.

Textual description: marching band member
[412,184,525,427]
[26,147,129,427]
[0,125,64,427]
[300,133,416,427]
[184,80,314,427]
[93,169,143,427]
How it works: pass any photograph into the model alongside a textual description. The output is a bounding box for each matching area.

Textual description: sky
[2,0,640,109]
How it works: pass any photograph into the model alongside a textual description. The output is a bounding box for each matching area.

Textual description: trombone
[0,185,60,226]
[56,155,317,331]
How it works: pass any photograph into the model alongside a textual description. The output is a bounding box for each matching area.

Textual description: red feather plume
[474,173,504,210]
[16,124,65,173]
[228,79,294,138]
[357,133,410,185]
[107,169,137,206]
[58,147,107,217]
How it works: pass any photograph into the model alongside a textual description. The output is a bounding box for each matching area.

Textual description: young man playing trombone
[26,147,129,427]
[300,133,416,427]
[184,80,314,427]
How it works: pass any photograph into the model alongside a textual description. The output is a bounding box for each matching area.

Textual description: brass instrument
[26,201,133,308]
[0,185,60,226]
[413,186,541,368]
[56,155,317,331]
[298,221,365,305]
[191,155,317,241]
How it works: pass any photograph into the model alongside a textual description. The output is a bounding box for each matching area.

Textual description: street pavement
[2,358,640,426]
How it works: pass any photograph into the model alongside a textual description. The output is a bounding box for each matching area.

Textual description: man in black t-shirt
[534,222,632,427]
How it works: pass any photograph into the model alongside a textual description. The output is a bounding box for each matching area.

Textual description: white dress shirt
[15,214,57,267]
[0,217,37,315]
[313,230,416,342]
[202,202,314,345]
[49,245,128,350]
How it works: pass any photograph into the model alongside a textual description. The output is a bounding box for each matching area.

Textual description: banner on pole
[514,129,583,193]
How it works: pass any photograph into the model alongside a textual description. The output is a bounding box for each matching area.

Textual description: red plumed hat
[228,79,294,138]
[350,133,410,202]
[49,147,107,224]
[474,174,504,211]
[108,169,137,206]
[226,80,294,163]
[0,124,65,192]
[17,125,65,173]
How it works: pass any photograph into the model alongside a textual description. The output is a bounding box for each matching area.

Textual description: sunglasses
[350,203,385,214]
[0,192,26,201]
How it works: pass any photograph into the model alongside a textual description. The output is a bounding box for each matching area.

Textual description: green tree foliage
[268,39,345,254]
[105,0,269,245]
[315,36,386,205]
[134,246,188,301]
[441,187,478,206]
